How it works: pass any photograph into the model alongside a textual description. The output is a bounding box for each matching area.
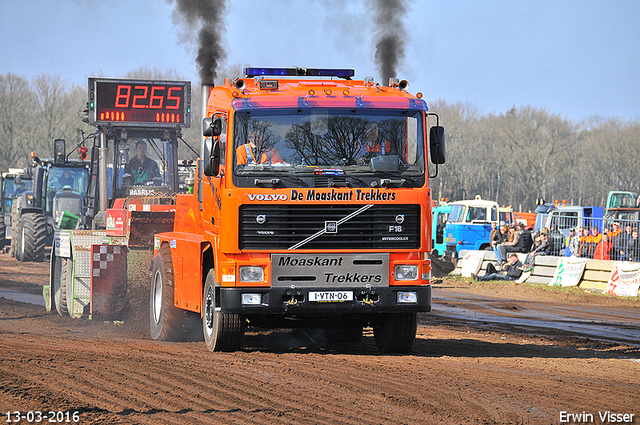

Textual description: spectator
[489,222,499,250]
[523,233,552,270]
[609,222,623,260]
[578,227,591,258]
[615,224,633,261]
[496,224,523,265]
[626,229,640,262]
[520,223,533,252]
[593,233,613,260]
[472,253,523,282]
[565,228,580,257]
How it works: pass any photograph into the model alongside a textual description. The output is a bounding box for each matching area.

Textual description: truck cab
[444,196,499,259]
[151,67,445,353]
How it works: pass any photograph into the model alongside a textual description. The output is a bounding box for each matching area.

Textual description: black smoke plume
[169,0,227,84]
[369,0,408,85]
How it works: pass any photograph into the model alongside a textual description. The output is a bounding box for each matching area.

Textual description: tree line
[2,70,639,212]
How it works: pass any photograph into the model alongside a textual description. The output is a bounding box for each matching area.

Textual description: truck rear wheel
[149,244,183,341]
[203,269,245,352]
[52,255,69,316]
[373,312,417,354]
[21,212,47,262]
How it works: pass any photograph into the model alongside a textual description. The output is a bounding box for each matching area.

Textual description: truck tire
[21,212,47,262]
[203,269,245,352]
[373,312,417,354]
[149,244,183,341]
[52,255,69,316]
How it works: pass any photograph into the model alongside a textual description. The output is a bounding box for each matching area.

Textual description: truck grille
[239,204,421,250]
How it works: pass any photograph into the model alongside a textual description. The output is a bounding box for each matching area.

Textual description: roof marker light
[244,67,355,79]
[325,89,332,96]
[343,89,350,96]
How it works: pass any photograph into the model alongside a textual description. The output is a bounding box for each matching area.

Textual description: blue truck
[444,196,500,260]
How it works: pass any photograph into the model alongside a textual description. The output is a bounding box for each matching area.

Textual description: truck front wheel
[203,269,245,352]
[373,312,417,354]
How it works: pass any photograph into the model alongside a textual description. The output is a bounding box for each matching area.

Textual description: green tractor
[12,139,90,262]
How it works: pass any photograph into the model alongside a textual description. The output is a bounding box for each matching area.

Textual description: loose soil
[1,253,638,424]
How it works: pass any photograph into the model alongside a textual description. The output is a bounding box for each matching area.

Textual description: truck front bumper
[219,285,431,315]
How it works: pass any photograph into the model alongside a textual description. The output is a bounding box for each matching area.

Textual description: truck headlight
[239,266,264,282]
[394,265,418,281]
[397,291,417,303]
[241,293,262,305]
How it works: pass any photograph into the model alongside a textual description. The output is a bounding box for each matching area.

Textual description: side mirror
[203,140,220,177]
[54,139,66,165]
[202,117,222,137]
[429,126,445,165]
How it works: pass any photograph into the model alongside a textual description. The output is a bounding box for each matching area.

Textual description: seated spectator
[520,223,533,252]
[593,233,613,260]
[522,233,552,270]
[492,223,508,250]
[489,222,499,250]
[472,253,523,282]
[496,224,523,264]
[626,229,640,262]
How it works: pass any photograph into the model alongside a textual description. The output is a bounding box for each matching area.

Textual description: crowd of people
[475,220,640,282]
[564,222,640,262]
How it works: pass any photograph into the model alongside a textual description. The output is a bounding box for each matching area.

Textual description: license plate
[309,291,353,302]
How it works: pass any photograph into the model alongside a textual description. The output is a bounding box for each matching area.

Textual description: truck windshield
[232,109,425,186]
[115,136,177,196]
[448,205,465,223]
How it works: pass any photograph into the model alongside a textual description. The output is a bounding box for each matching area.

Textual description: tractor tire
[20,212,47,262]
[52,255,69,316]
[10,202,19,258]
[0,215,5,252]
[149,244,202,341]
[373,312,417,354]
[202,269,245,352]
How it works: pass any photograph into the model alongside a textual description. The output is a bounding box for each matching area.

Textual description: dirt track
[1,254,639,424]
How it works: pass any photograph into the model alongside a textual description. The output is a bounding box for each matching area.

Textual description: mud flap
[90,244,128,320]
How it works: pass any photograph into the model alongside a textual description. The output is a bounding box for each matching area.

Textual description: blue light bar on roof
[244,67,355,79]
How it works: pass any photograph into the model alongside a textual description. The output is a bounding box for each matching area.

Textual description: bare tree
[0,73,36,170]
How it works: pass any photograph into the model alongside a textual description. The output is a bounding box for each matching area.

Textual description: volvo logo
[256,214,267,225]
[395,214,405,224]
[325,221,338,233]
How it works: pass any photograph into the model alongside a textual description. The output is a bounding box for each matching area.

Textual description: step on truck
[46,78,192,319]
[150,67,445,353]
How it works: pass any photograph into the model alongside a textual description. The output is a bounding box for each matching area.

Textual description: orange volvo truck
[150,67,445,353]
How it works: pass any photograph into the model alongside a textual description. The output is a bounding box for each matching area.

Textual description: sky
[1,0,639,122]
